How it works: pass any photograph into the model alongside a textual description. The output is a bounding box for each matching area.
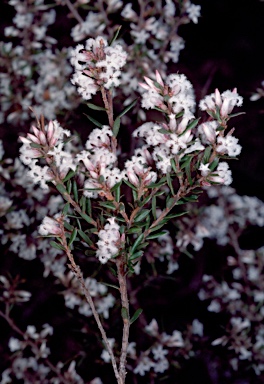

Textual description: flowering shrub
[1,1,264,384]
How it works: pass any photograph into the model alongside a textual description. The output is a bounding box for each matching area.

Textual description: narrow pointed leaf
[78,229,93,246]
[123,178,137,191]
[131,233,144,254]
[146,231,167,240]
[121,307,129,320]
[130,308,143,324]
[79,211,96,225]
[63,203,70,216]
[84,113,103,128]
[117,98,138,118]
[86,103,107,111]
[50,241,65,251]
[109,25,122,46]
[113,117,121,137]
[68,228,78,246]
[63,170,75,182]
[134,209,150,222]
[56,184,67,194]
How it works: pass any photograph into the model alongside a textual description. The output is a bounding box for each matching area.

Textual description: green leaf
[209,158,219,171]
[178,118,200,137]
[67,180,72,194]
[152,195,157,220]
[123,178,137,191]
[78,229,93,246]
[182,156,193,186]
[170,158,177,173]
[130,308,143,324]
[228,111,245,119]
[101,282,120,290]
[146,231,167,240]
[166,211,188,219]
[121,307,129,320]
[176,111,184,118]
[153,106,167,113]
[136,241,149,250]
[73,181,78,201]
[166,197,175,209]
[158,128,171,134]
[87,198,92,216]
[111,180,122,192]
[113,117,121,137]
[68,228,78,246]
[134,209,150,222]
[206,110,216,119]
[147,176,167,188]
[86,103,107,111]
[84,113,103,128]
[109,25,122,46]
[149,222,167,233]
[30,142,42,148]
[64,220,74,231]
[50,241,65,251]
[63,170,76,182]
[182,194,199,202]
[182,249,194,259]
[117,98,138,118]
[166,172,174,195]
[202,146,212,164]
[99,201,116,210]
[127,227,142,234]
[138,193,152,207]
[56,184,67,195]
[62,203,70,216]
[79,212,95,225]
[131,233,145,254]
[129,250,143,260]
[79,195,86,211]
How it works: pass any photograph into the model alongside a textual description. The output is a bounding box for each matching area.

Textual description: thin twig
[63,0,83,24]
[116,257,130,382]
[59,221,122,383]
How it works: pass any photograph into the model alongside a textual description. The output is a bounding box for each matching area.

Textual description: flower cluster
[77,125,122,198]
[19,120,75,188]
[96,218,121,264]
[70,37,127,100]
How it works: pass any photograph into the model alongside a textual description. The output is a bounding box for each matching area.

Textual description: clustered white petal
[70,36,127,99]
[96,218,120,264]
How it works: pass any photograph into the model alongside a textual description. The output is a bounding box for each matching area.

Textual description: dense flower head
[199,88,243,118]
[96,218,121,264]
[70,36,127,99]
[140,71,195,117]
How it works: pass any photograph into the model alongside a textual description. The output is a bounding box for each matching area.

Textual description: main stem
[116,256,130,383]
[59,221,122,383]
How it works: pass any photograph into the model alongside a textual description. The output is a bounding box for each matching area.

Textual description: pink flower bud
[19,136,31,144]
[220,98,230,117]
[169,114,177,131]
[38,131,47,145]
[214,89,222,107]
[47,121,55,143]
[39,216,62,236]
[202,123,216,143]
[177,116,189,134]
[32,125,40,138]
[27,133,40,144]
[155,70,164,87]
[127,171,139,186]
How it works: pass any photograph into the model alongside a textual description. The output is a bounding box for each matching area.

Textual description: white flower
[8,337,22,352]
[39,216,62,236]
